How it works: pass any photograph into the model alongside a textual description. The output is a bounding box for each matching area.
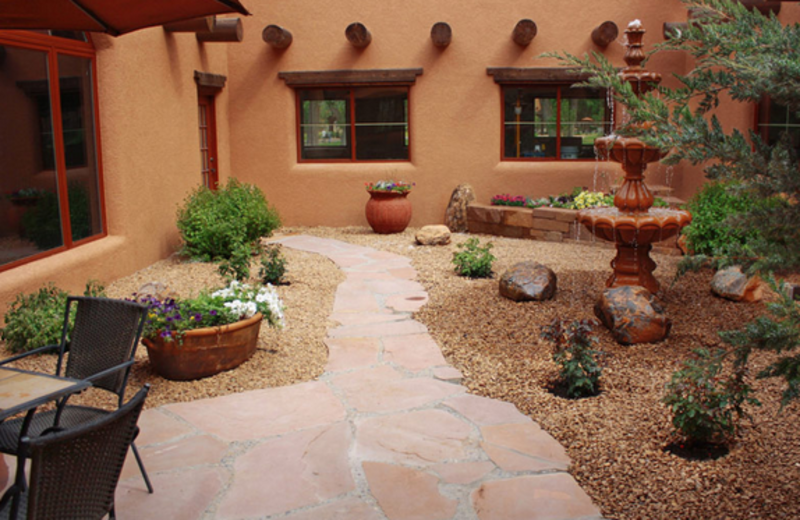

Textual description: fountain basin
[578,207,692,245]
[594,135,669,167]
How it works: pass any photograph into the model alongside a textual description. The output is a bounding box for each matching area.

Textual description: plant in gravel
[452,238,495,278]
[541,318,603,398]
[1,280,105,353]
[663,348,758,445]
[259,244,287,285]
[177,178,281,263]
[217,241,253,282]
[132,280,284,343]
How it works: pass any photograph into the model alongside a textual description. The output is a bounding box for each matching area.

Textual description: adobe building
[1,0,797,315]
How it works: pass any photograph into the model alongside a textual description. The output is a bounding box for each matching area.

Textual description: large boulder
[499,261,557,302]
[415,225,451,246]
[444,184,476,233]
[711,266,763,302]
[594,285,671,344]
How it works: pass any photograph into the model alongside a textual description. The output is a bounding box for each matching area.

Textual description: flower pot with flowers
[133,281,284,381]
[365,180,414,234]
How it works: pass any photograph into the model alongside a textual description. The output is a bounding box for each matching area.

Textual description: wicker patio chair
[0,385,150,520]
[0,296,153,493]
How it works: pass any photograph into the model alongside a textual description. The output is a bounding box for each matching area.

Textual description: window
[0,31,104,271]
[757,97,800,157]
[502,85,611,160]
[298,87,409,161]
[279,68,422,163]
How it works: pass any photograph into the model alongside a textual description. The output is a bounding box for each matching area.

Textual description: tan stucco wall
[3,1,799,317]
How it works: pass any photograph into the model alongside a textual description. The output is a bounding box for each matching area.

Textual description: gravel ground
[2,226,798,519]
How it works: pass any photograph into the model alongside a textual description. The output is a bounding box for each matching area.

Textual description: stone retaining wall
[466,203,682,255]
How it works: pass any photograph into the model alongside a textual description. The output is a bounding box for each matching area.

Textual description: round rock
[499,261,557,302]
[594,285,671,344]
[415,225,451,246]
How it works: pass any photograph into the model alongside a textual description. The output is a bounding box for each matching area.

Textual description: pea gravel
[2,226,798,520]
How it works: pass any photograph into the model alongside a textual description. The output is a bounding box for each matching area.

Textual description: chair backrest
[58,297,147,396]
[22,385,149,520]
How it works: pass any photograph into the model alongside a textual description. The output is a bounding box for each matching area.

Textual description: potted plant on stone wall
[365,180,414,234]
[133,280,284,381]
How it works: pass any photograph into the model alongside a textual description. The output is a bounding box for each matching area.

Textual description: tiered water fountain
[579,20,692,294]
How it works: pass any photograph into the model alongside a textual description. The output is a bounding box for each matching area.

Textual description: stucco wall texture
[2,0,799,316]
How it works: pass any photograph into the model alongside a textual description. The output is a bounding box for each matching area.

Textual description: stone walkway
[110,235,602,519]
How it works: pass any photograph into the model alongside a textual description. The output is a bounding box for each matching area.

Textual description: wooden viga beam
[163,16,215,33]
[345,22,371,48]
[512,19,537,46]
[196,18,243,43]
[592,21,618,48]
[263,24,293,49]
[430,22,452,48]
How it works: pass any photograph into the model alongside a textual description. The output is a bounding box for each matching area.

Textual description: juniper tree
[550,0,800,413]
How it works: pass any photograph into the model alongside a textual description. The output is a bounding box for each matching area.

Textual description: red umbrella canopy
[0,0,249,36]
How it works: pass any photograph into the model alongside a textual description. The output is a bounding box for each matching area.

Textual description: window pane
[354,87,408,160]
[0,45,63,266]
[504,87,557,158]
[560,87,610,159]
[59,54,103,242]
[761,101,800,156]
[300,90,350,159]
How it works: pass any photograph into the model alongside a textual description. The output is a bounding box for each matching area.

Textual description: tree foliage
[549,0,800,410]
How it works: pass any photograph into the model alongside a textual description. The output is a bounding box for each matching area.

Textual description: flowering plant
[491,194,529,207]
[133,281,284,343]
[365,180,414,194]
[572,190,614,209]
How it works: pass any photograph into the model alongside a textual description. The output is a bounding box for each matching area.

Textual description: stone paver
[116,235,603,520]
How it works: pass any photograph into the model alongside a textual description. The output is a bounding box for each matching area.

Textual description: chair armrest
[0,344,61,366]
[82,359,135,385]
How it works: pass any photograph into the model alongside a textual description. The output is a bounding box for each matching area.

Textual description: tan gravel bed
[2,225,798,519]
[285,226,800,520]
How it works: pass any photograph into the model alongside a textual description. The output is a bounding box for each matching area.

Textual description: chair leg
[130,442,153,494]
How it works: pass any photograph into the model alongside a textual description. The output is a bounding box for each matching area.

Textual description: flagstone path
[111,235,603,520]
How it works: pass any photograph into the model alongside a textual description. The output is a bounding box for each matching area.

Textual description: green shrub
[1,280,105,354]
[176,178,281,262]
[663,348,756,444]
[682,182,762,257]
[541,318,603,398]
[259,244,287,285]
[217,241,253,282]
[452,238,495,278]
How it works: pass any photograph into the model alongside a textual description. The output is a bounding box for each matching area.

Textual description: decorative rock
[594,285,671,344]
[444,184,475,232]
[711,266,763,302]
[415,225,451,246]
[499,261,557,302]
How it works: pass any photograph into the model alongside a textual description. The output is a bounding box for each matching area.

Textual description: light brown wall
[227,0,694,227]
[0,28,232,314]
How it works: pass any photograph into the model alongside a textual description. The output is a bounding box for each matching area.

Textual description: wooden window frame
[279,69,421,163]
[0,30,106,273]
[488,67,611,162]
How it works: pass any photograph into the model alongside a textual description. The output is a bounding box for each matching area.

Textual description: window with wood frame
[0,30,105,271]
[488,68,611,161]
[279,69,422,163]
[756,97,800,157]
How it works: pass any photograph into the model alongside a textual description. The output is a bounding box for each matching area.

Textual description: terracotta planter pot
[143,312,262,381]
[365,190,412,234]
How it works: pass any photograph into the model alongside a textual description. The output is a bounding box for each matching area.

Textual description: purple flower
[210,310,217,316]
[194,313,202,321]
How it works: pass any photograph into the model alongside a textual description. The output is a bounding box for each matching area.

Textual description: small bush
[217,241,253,282]
[259,244,287,285]
[663,348,756,445]
[1,280,105,354]
[177,178,281,262]
[452,238,495,278]
[541,318,603,398]
[682,181,762,257]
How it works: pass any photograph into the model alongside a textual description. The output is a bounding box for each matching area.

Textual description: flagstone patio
[111,235,602,519]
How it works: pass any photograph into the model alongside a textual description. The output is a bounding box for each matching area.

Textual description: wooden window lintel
[487,67,592,84]
[194,71,227,91]
[279,68,423,87]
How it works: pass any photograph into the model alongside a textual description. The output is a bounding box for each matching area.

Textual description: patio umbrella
[0,0,250,36]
